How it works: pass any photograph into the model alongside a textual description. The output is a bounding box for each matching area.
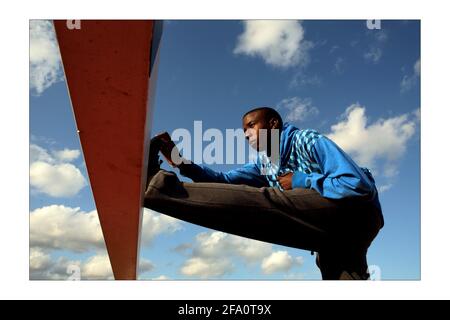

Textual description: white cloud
[400,75,416,93]
[30,144,86,197]
[289,73,321,88]
[30,161,87,197]
[138,259,155,275]
[30,249,154,280]
[329,45,339,54]
[30,205,180,253]
[180,257,234,279]
[30,253,80,280]
[284,272,309,280]
[81,254,153,280]
[276,97,319,123]
[327,104,418,177]
[234,20,312,68]
[151,275,170,280]
[29,20,62,95]
[401,59,420,93]
[261,251,303,274]
[193,231,273,263]
[364,30,388,64]
[30,144,81,165]
[80,254,114,280]
[52,149,81,162]
[378,184,393,193]
[414,59,421,76]
[30,135,57,146]
[29,247,52,272]
[179,230,270,278]
[374,30,388,42]
[141,208,182,246]
[364,47,383,63]
[334,57,345,74]
[179,231,303,278]
[30,205,105,252]
[414,108,421,122]
[29,205,172,280]
[173,243,192,254]
[30,144,55,164]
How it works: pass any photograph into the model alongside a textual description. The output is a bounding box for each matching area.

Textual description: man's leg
[316,247,370,280]
[273,185,383,280]
[144,170,383,278]
[312,200,383,280]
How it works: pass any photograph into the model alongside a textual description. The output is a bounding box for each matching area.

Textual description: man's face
[242,110,271,151]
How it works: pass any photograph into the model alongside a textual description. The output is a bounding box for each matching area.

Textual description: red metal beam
[54,20,161,279]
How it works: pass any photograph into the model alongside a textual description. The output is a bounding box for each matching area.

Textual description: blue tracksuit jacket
[178,123,382,213]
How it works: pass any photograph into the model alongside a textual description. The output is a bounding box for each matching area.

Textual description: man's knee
[316,246,369,280]
[145,170,187,202]
[146,169,175,188]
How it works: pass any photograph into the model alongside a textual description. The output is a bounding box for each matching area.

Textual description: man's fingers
[277,173,293,189]
[161,141,180,167]
[150,132,179,167]
[154,131,170,139]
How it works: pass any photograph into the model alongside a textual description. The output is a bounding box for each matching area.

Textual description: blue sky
[30,20,420,280]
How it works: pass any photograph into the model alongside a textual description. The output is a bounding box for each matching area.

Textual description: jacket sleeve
[178,161,269,188]
[291,135,376,200]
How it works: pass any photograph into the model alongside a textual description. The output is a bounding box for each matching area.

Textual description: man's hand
[277,172,293,190]
[152,132,182,167]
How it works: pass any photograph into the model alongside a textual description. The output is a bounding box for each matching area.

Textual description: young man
[145,107,384,280]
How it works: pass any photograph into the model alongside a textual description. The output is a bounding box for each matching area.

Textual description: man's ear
[269,117,279,129]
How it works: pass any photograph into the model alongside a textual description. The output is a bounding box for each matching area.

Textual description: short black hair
[242,107,283,128]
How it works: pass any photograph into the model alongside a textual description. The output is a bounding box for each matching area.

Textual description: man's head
[242,107,283,151]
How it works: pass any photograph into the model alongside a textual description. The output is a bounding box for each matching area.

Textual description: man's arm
[178,162,269,188]
[157,133,269,188]
[291,135,377,200]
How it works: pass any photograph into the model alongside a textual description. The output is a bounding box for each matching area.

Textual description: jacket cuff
[177,161,196,178]
[292,171,309,188]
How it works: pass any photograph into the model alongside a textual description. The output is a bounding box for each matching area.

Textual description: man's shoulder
[295,128,323,143]
[283,128,323,157]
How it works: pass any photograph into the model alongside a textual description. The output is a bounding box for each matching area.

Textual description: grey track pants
[144,170,384,280]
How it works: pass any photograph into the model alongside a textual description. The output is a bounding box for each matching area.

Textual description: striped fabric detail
[260,129,323,190]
